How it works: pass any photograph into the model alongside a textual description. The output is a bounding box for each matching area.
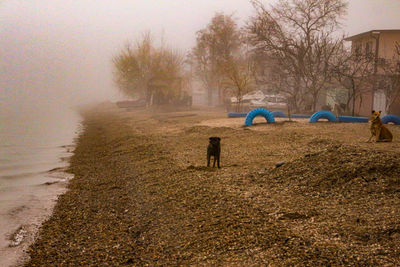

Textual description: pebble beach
[25,103,400,266]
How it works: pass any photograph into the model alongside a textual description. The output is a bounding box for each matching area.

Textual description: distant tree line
[112,0,400,114]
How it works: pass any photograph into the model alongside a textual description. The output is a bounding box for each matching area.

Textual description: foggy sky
[1,0,400,115]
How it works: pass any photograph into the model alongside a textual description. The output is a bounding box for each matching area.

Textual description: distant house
[345,29,400,116]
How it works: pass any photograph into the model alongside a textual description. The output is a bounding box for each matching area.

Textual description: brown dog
[368,110,393,142]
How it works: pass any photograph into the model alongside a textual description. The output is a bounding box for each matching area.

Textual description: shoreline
[25,104,400,265]
[0,105,82,267]
[0,159,75,267]
[0,117,80,267]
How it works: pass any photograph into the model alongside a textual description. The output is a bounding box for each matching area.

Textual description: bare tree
[248,0,347,112]
[112,35,151,100]
[190,13,241,106]
[332,44,375,116]
[112,33,187,107]
[255,53,304,116]
[222,46,256,112]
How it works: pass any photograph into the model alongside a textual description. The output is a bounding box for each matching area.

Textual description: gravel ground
[26,104,400,266]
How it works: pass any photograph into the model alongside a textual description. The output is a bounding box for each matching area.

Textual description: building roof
[344,29,400,41]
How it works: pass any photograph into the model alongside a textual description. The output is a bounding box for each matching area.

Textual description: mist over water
[0,105,80,185]
[0,2,113,260]
[0,0,118,187]
[0,82,82,265]
[0,35,85,188]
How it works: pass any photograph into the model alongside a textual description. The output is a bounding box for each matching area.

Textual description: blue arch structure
[291,114,311,118]
[271,110,287,118]
[309,111,337,123]
[245,108,275,126]
[381,114,400,125]
[227,112,247,118]
[338,116,369,123]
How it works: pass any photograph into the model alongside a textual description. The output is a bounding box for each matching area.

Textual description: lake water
[0,106,81,266]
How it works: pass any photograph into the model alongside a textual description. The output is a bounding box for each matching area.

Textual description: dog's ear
[217,137,221,141]
[378,110,382,114]
[372,110,375,114]
[209,137,213,141]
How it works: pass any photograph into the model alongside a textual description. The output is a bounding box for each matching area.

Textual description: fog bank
[1,0,399,117]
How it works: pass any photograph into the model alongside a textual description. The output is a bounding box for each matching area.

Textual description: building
[345,30,400,116]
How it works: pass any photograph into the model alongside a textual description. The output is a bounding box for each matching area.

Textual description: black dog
[207,137,221,168]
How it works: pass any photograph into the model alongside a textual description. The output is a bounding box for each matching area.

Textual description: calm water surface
[0,106,81,266]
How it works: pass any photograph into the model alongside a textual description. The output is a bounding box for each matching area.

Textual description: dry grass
[27,104,400,266]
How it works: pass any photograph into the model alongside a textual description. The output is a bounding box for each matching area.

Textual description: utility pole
[371,31,381,111]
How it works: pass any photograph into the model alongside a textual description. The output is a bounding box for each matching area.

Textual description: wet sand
[25,104,400,265]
